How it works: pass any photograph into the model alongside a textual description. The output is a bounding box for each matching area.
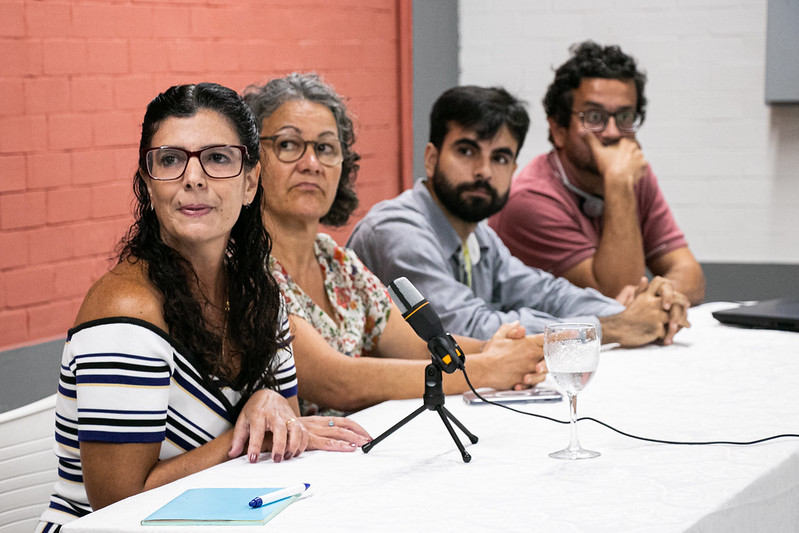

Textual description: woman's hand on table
[301,416,372,451]
[229,389,310,464]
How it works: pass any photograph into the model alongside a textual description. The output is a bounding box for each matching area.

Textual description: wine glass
[544,323,600,460]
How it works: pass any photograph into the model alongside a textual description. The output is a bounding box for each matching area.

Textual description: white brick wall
[459,0,799,263]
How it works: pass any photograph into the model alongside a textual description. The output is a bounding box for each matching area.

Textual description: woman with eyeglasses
[243,74,548,416]
[36,83,369,532]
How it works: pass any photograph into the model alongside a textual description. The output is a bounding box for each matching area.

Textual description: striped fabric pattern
[34,522,62,533]
[38,315,297,529]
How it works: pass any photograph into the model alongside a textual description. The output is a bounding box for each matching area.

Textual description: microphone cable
[461,368,799,446]
[384,276,799,446]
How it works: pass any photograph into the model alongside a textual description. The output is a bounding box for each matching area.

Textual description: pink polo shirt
[490,151,688,278]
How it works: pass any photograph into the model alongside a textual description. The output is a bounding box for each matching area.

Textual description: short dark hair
[243,73,360,227]
[543,40,648,141]
[429,85,530,155]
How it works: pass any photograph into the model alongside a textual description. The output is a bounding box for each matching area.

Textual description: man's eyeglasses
[573,109,643,133]
[143,145,247,181]
[260,133,343,167]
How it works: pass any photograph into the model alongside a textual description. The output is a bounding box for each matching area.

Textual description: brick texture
[0,2,24,38]
[0,191,46,230]
[24,77,71,115]
[27,298,81,340]
[0,78,25,117]
[0,231,28,269]
[27,152,71,189]
[0,154,26,192]
[0,309,27,347]
[3,265,54,308]
[0,0,412,350]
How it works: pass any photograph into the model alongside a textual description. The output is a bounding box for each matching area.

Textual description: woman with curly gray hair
[244,73,359,227]
[244,73,548,416]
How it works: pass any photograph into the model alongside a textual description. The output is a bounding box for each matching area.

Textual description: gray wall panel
[0,339,61,414]
[701,263,799,302]
[766,0,799,103]
[412,0,459,182]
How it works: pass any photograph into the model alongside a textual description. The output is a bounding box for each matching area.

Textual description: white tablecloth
[63,303,799,532]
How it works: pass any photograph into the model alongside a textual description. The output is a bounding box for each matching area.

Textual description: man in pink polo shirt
[490,41,705,305]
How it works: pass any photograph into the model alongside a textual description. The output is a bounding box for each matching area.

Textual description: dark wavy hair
[543,40,648,142]
[119,82,285,398]
[243,73,360,227]
[429,85,530,155]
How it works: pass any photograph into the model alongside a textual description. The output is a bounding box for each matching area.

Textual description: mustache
[457,180,495,195]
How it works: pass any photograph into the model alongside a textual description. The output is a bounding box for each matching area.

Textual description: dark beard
[574,155,600,176]
[431,166,509,223]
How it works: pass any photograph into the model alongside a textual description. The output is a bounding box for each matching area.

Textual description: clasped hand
[482,321,547,391]
[227,389,371,463]
[616,276,690,345]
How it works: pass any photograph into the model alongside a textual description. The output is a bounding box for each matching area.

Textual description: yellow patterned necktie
[461,242,472,288]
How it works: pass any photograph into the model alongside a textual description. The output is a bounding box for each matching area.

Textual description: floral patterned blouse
[270,233,392,359]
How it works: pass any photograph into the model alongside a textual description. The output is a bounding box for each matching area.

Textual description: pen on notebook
[248,483,310,508]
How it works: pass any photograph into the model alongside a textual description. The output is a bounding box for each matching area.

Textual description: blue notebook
[141,487,299,526]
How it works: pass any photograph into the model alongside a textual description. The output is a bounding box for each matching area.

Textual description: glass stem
[567,393,581,451]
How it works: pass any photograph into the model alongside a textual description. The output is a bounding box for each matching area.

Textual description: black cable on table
[462,369,799,446]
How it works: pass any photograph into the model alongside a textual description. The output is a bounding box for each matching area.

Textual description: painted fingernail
[273,454,281,463]
[249,453,257,463]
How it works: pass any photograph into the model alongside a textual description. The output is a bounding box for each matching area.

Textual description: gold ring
[286,418,296,426]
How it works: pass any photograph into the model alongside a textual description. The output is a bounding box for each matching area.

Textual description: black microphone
[387,277,465,374]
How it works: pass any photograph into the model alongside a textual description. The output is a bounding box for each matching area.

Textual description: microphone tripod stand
[361,362,478,462]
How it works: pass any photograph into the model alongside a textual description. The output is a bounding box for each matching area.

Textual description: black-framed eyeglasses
[143,145,248,181]
[260,133,343,167]
[573,109,643,133]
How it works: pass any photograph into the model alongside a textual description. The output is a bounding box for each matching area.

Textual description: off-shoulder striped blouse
[37,315,297,530]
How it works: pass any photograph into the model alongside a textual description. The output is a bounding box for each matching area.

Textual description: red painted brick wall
[0,0,413,350]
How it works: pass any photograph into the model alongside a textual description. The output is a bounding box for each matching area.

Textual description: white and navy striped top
[37,314,298,529]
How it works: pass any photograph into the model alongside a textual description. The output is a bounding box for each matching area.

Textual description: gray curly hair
[243,73,360,227]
